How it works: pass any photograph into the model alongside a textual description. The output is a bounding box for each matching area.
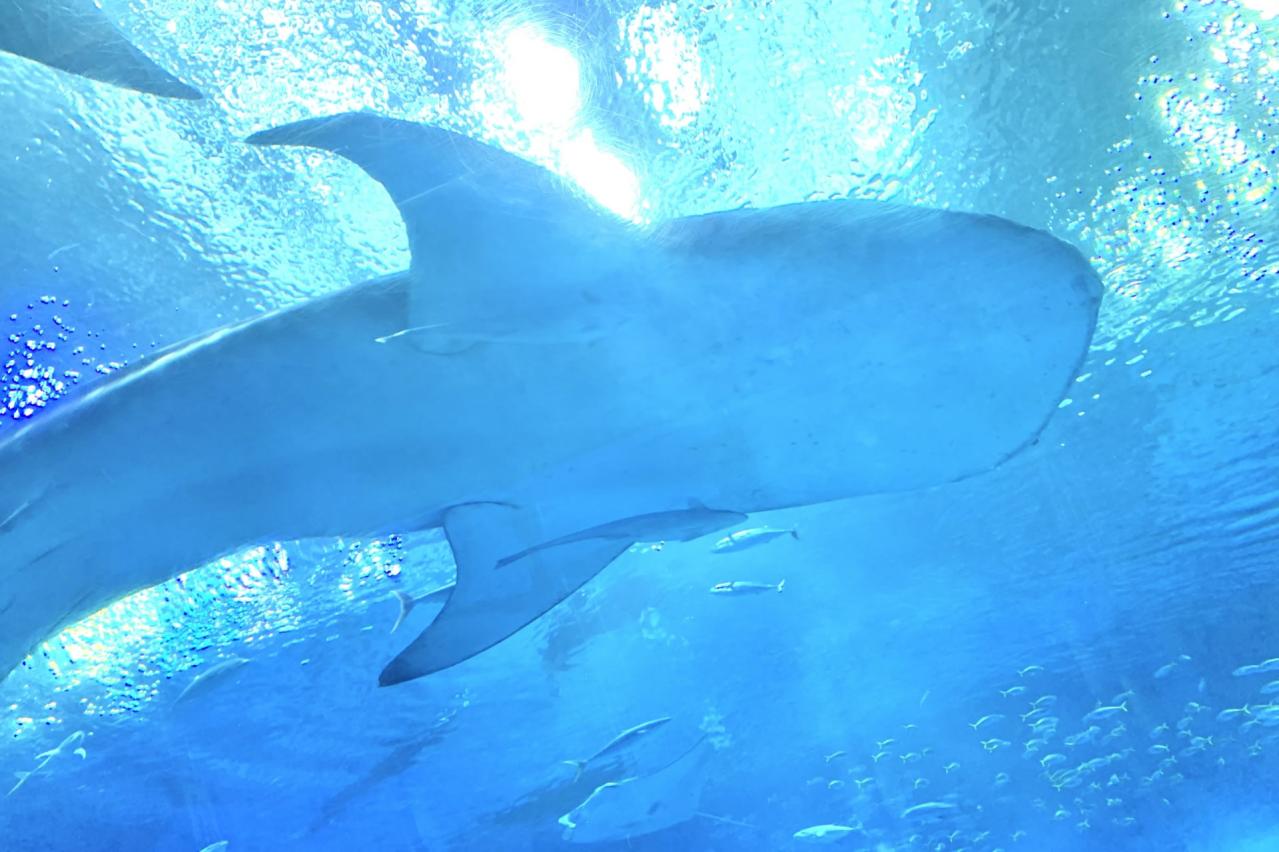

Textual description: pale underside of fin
[0,0,203,98]
[379,502,630,686]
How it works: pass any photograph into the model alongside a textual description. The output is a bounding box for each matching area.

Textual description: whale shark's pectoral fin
[73,747,86,759]
[0,0,203,99]
[379,502,630,686]
[246,112,644,350]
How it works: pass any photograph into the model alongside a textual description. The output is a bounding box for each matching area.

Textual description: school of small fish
[788,652,1279,850]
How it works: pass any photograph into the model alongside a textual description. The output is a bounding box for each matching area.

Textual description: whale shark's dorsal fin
[247,112,643,350]
[0,0,202,99]
[379,502,630,685]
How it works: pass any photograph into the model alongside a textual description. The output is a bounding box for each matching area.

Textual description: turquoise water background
[2,0,1279,849]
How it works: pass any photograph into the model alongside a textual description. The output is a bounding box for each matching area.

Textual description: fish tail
[8,772,29,796]
[390,590,416,633]
[789,528,800,540]
[776,579,785,593]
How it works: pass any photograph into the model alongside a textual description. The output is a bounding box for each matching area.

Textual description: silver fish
[710,526,800,553]
[709,580,785,595]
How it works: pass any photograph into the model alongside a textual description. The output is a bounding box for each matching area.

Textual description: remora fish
[710,525,798,553]
[0,112,1101,687]
[0,0,202,98]
[709,580,784,595]
[562,716,673,780]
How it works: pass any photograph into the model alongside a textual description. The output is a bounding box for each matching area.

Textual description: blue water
[2,0,1279,849]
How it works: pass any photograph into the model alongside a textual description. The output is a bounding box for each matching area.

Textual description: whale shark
[0,0,201,98]
[0,111,1100,688]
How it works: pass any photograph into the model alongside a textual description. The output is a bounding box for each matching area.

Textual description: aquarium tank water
[1,0,1278,850]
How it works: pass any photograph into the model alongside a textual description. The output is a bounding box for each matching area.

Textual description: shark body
[0,0,201,98]
[0,112,1100,687]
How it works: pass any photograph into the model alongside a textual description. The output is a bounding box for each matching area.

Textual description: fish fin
[379,502,630,685]
[418,583,456,605]
[0,500,30,533]
[389,590,415,634]
[33,750,56,761]
[247,113,641,350]
[697,812,755,830]
[0,1,203,98]
[7,771,30,796]
[789,528,800,540]
[73,748,86,759]
[561,759,586,782]
[776,579,785,593]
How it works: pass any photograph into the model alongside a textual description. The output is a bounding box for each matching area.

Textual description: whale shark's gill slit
[0,0,203,99]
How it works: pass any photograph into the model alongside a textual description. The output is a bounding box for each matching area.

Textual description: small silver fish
[711,526,799,553]
[8,731,87,796]
[1082,702,1128,724]
[969,714,1005,731]
[709,580,784,595]
[1154,662,1178,679]
[174,657,250,706]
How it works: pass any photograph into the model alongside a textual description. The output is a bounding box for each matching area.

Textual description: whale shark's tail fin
[0,0,202,99]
